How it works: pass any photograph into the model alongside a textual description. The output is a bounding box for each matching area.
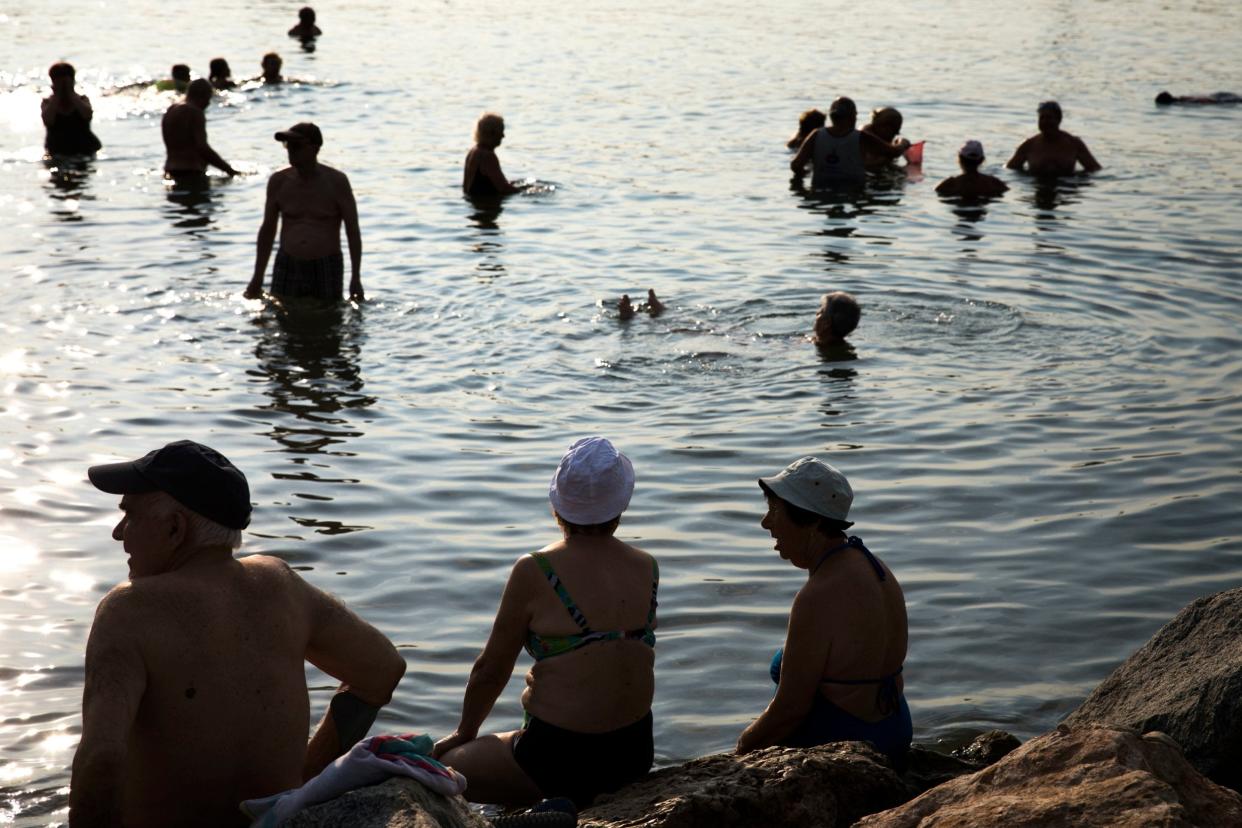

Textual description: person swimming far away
[618,290,665,321]
[463,112,530,197]
[935,140,1008,200]
[289,6,322,40]
[1155,90,1242,105]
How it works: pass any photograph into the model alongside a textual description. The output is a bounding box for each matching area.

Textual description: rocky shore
[287,586,1242,827]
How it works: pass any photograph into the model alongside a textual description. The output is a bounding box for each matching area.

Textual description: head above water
[275,121,323,147]
[48,62,76,82]
[1037,100,1063,132]
[299,6,316,23]
[186,78,214,105]
[799,108,826,134]
[209,57,231,79]
[759,456,855,530]
[869,106,903,138]
[814,291,861,344]
[828,96,857,127]
[1155,91,1174,105]
[958,139,985,170]
[474,112,505,147]
[88,440,252,531]
[262,52,283,76]
[172,64,191,82]
[548,436,635,528]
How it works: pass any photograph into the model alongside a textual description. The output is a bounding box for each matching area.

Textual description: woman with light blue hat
[737,456,911,761]
[434,437,658,811]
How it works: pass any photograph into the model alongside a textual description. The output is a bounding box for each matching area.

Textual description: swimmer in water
[1155,90,1242,105]
[208,58,235,91]
[463,113,528,197]
[42,62,102,156]
[935,140,1008,200]
[861,107,906,169]
[787,109,826,150]
[812,291,860,347]
[161,78,237,184]
[155,64,192,94]
[791,97,910,188]
[1006,101,1101,177]
[618,290,665,321]
[288,7,322,39]
[261,52,284,84]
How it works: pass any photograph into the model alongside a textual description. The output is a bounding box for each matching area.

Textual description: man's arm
[300,579,405,779]
[790,129,817,175]
[736,589,830,754]
[480,152,522,195]
[192,110,237,176]
[859,129,909,159]
[337,173,364,301]
[41,98,57,128]
[1006,137,1031,170]
[246,176,281,298]
[1075,137,1102,173]
[69,589,147,827]
[432,558,533,758]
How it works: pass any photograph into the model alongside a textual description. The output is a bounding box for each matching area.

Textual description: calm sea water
[2,0,1241,822]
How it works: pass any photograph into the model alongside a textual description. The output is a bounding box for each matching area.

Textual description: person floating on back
[787,108,826,150]
[261,52,284,84]
[935,140,1008,200]
[1006,100,1101,177]
[68,440,405,828]
[463,113,528,197]
[860,107,907,169]
[790,96,910,188]
[288,6,322,39]
[247,123,364,302]
[42,62,102,156]
[1155,90,1242,105]
[161,78,238,185]
[812,291,860,347]
[155,63,191,93]
[209,57,235,91]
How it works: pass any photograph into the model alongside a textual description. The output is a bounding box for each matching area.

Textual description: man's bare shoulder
[319,164,353,188]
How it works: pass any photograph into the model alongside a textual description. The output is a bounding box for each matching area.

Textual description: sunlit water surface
[2,0,1241,823]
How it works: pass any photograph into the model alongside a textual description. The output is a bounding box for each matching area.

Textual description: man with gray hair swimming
[813,291,861,347]
[69,440,405,827]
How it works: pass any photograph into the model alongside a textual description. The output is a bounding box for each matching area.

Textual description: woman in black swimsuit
[463,112,525,197]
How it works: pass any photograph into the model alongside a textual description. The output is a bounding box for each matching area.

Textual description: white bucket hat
[758,456,854,525]
[549,436,635,525]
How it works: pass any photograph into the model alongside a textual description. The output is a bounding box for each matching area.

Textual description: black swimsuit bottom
[512,711,653,809]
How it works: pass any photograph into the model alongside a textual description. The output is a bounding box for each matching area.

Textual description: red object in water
[904,141,925,165]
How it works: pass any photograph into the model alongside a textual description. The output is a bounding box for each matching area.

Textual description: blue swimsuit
[769,536,912,760]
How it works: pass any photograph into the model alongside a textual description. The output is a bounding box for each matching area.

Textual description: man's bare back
[162,102,209,173]
[268,165,350,259]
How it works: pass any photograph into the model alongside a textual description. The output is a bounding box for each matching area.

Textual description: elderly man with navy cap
[246,120,364,302]
[69,440,405,828]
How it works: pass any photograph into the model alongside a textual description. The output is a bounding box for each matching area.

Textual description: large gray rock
[283,777,489,828]
[855,726,1242,828]
[1063,586,1242,791]
[578,743,907,828]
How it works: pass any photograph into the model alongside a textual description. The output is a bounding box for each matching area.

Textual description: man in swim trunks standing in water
[69,440,405,827]
[246,122,364,302]
[1006,101,1101,177]
[161,79,238,184]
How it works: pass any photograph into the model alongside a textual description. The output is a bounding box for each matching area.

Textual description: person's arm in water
[789,129,817,176]
[859,129,910,159]
[480,148,524,195]
[736,585,831,754]
[191,108,237,176]
[69,588,148,827]
[431,558,533,758]
[1074,136,1102,173]
[1006,137,1032,170]
[299,571,406,780]
[246,176,281,298]
[337,172,364,301]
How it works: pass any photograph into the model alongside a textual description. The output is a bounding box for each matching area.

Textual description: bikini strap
[529,552,591,632]
[846,536,887,581]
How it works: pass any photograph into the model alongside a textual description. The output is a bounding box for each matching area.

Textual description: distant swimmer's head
[48,62,76,82]
[299,6,317,24]
[172,64,191,82]
[814,291,860,346]
[186,78,214,106]
[209,58,231,79]
[475,112,506,148]
[828,96,858,127]
[548,436,634,537]
[1037,100,1063,132]
[262,52,284,80]
[799,108,826,133]
[869,106,903,139]
[958,139,985,170]
[1155,91,1174,105]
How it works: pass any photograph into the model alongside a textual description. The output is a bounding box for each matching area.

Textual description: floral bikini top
[524,552,659,661]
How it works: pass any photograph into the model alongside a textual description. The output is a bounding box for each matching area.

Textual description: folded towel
[241,733,468,827]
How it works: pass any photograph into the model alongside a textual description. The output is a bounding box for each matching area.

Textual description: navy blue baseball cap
[88,440,252,530]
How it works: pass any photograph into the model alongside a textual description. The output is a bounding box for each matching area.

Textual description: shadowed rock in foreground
[855,726,1242,827]
[1063,585,1242,792]
[284,776,488,828]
